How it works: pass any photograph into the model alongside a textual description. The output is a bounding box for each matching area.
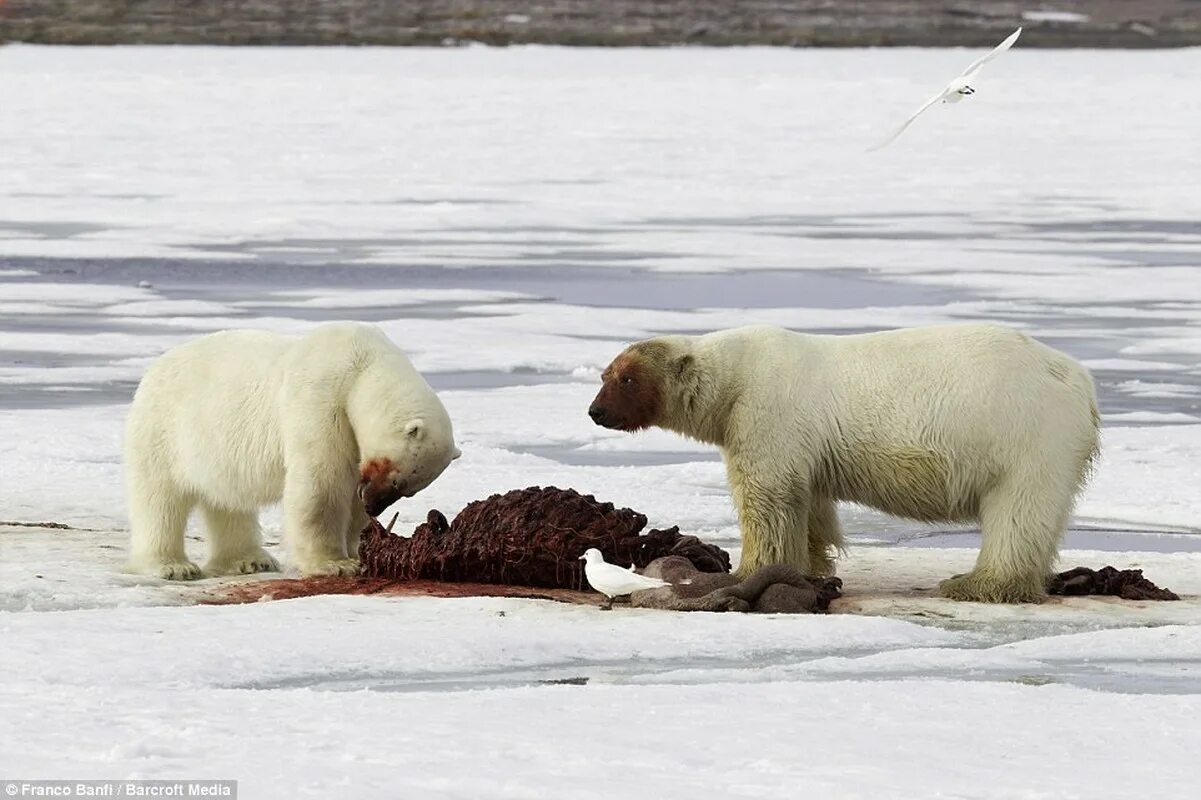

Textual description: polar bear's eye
[620,376,635,386]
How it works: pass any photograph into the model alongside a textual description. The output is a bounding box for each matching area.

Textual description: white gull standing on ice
[579,548,672,609]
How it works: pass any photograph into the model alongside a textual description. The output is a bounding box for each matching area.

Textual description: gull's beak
[578,555,586,560]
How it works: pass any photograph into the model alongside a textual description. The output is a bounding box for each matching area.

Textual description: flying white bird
[579,548,672,609]
[869,27,1022,151]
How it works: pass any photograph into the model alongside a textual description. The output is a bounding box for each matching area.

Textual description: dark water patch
[459,267,944,310]
[0,371,581,409]
[835,212,968,221]
[0,221,112,239]
[430,224,613,235]
[6,191,168,201]
[1093,370,1201,419]
[231,648,891,694]
[511,444,719,467]
[651,325,889,339]
[529,178,607,186]
[0,382,138,410]
[792,663,1201,696]
[887,526,1201,554]
[995,304,1198,321]
[90,192,170,201]
[497,248,681,264]
[7,192,76,199]
[234,302,523,323]
[229,649,1201,697]
[1025,195,1127,212]
[0,350,104,368]
[630,212,1201,259]
[0,257,947,311]
[1024,219,1201,237]
[5,257,1197,423]
[332,196,517,207]
[0,314,194,337]
[777,229,986,241]
[634,213,953,229]
[1006,248,1201,268]
[429,370,577,391]
[200,234,598,254]
[1023,235,1201,246]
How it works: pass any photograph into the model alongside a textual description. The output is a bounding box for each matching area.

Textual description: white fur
[640,323,1099,603]
[124,323,458,579]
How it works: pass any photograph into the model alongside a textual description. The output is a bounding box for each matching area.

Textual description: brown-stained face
[357,457,410,517]
[587,351,664,431]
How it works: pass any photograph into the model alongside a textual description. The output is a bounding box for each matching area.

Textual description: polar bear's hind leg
[939,463,1074,603]
[126,475,201,581]
[202,505,280,576]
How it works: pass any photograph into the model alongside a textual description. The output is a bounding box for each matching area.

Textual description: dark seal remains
[360,486,730,590]
[1047,566,1180,601]
[631,556,843,613]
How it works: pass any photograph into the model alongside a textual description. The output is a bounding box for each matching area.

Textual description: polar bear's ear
[674,354,695,378]
[452,447,462,461]
[405,420,425,440]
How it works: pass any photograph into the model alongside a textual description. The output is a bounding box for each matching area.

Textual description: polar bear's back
[721,323,1094,420]
[126,329,297,509]
[827,324,1096,438]
[718,324,1098,522]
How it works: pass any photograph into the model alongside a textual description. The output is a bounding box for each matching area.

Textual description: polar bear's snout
[589,351,665,432]
[587,400,638,431]
[358,458,411,517]
[587,403,613,428]
[360,476,408,517]
[588,394,630,430]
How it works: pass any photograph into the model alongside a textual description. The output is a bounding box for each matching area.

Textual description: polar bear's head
[357,414,461,518]
[588,338,694,432]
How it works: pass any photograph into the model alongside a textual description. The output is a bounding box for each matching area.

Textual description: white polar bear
[588,324,1100,603]
[125,322,459,580]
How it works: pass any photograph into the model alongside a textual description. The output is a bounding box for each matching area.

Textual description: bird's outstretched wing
[960,27,1022,79]
[867,89,947,151]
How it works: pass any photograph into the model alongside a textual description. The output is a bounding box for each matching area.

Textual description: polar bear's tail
[1038,343,1102,493]
[1085,393,1100,480]
[1085,397,1102,471]
[1070,370,1103,489]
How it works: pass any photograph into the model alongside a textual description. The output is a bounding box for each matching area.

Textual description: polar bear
[588,324,1099,603]
[125,322,459,580]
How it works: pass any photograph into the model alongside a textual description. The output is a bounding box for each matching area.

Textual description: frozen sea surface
[1,45,1200,797]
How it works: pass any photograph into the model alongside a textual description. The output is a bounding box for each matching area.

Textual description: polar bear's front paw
[208,550,281,576]
[155,560,204,581]
[300,558,361,578]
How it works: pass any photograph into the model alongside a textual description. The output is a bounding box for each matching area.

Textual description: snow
[1023,10,1090,24]
[3,528,1201,795]
[1,680,1195,799]
[2,44,1201,796]
[1083,358,1183,372]
[1076,426,1201,528]
[2,550,1200,797]
[1104,411,1199,424]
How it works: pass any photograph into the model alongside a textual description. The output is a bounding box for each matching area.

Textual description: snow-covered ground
[1,45,1200,797]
